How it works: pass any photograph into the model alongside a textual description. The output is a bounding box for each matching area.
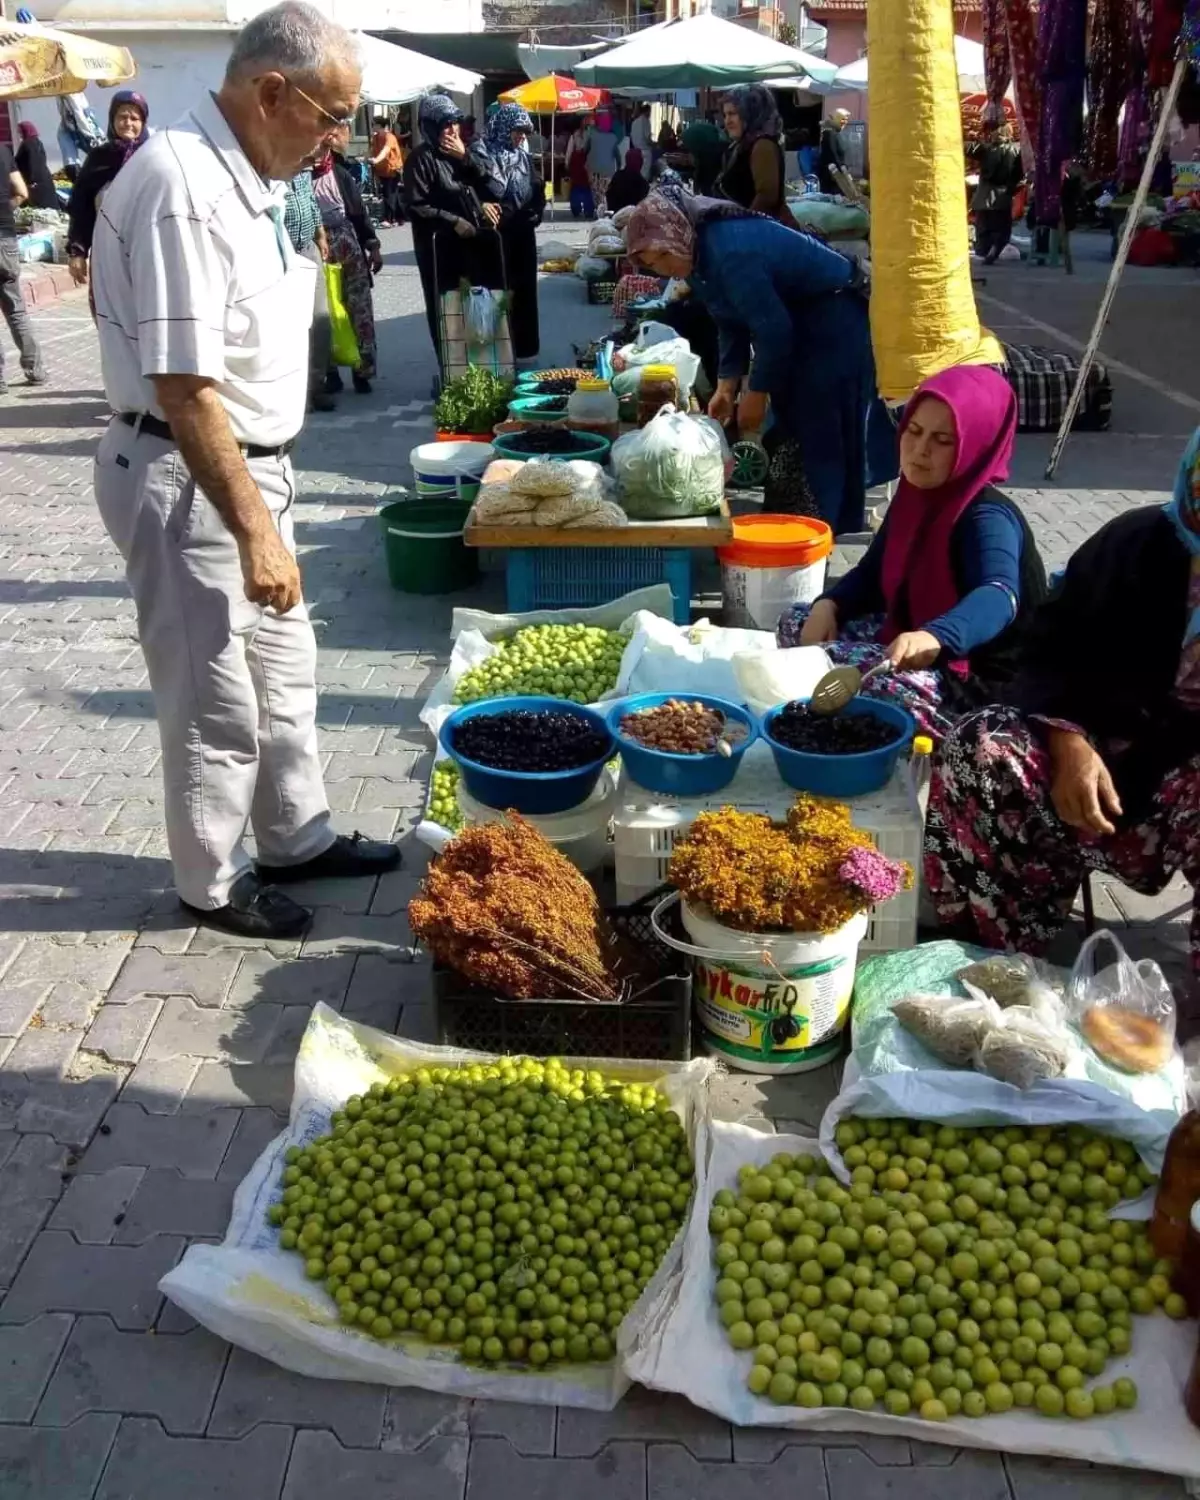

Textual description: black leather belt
[119,411,294,460]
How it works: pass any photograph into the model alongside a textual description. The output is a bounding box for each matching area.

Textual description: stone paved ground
[0,221,1197,1499]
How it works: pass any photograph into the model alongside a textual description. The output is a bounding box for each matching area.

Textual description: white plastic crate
[612,741,923,956]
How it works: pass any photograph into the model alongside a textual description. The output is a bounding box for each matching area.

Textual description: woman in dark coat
[925,427,1200,1027]
[403,92,499,369]
[15,123,58,210]
[66,90,148,287]
[314,129,382,394]
[471,102,544,362]
[714,84,792,224]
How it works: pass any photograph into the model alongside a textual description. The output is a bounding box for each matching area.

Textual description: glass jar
[566,377,620,441]
[1151,1110,1200,1261]
[1176,1198,1200,1315]
[637,363,679,428]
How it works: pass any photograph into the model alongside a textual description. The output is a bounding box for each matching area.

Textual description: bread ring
[1080,1006,1173,1074]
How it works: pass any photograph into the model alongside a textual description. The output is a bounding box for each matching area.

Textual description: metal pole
[1044,56,1188,480]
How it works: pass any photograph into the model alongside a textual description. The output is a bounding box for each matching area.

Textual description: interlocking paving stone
[120,1056,199,1113]
[15,1069,122,1147]
[556,1388,730,1459]
[467,1436,645,1500]
[1003,1455,1189,1498]
[35,1316,228,1435]
[217,1106,286,1183]
[5,1025,80,1075]
[467,1399,556,1457]
[95,1416,294,1500]
[381,1389,468,1452]
[648,1443,830,1500]
[113,1169,235,1244]
[281,1429,469,1500]
[140,996,282,1062]
[225,951,356,1010]
[83,997,162,1063]
[0,1313,74,1422]
[183,1061,297,1113]
[48,1165,145,1243]
[80,1101,240,1177]
[825,1444,1011,1500]
[732,1428,912,1466]
[0,1232,184,1328]
[107,951,243,1008]
[0,1410,121,1499]
[208,1346,386,1448]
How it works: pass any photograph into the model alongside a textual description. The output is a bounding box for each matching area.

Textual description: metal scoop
[809,660,892,716]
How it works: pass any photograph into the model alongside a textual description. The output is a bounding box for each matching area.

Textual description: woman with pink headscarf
[781,365,1047,739]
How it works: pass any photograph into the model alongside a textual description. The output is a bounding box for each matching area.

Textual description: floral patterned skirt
[326,219,377,379]
[775,606,986,741]
[925,704,1200,979]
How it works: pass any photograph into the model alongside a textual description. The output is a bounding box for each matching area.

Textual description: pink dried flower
[838,845,908,904]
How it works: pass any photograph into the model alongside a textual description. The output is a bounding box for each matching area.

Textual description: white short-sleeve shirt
[91,91,316,448]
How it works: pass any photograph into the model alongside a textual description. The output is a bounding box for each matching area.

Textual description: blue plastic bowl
[761,697,915,797]
[492,429,613,466]
[608,693,757,797]
[439,695,615,815]
[507,395,568,424]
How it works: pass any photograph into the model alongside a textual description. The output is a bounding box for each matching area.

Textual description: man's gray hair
[226,1,360,84]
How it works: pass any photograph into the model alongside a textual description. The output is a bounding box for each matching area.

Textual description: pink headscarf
[880,365,1018,652]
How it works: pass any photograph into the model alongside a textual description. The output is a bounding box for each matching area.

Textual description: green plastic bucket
[379,497,478,594]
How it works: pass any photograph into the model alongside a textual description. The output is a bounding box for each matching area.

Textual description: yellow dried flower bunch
[668,794,909,934]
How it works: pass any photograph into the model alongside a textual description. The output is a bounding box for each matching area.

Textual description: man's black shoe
[257,832,402,884]
[180,871,312,939]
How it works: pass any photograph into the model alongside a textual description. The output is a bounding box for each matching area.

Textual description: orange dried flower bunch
[408,816,618,1001]
[668,794,911,934]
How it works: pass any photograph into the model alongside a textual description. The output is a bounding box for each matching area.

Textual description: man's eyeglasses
[285,76,356,131]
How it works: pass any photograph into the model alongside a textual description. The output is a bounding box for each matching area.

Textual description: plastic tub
[492,429,613,466]
[457,767,616,874]
[607,693,757,797]
[761,697,915,798]
[567,378,619,427]
[507,395,568,424]
[652,891,867,1073]
[378,498,478,595]
[410,441,494,504]
[718,514,834,631]
[439,696,615,816]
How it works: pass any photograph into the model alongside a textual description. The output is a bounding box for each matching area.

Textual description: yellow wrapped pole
[867,0,1003,402]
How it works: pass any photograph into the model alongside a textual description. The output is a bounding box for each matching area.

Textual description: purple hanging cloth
[1003,0,1042,157]
[1185,0,1200,62]
[982,0,1013,128]
[1085,0,1137,179]
[1033,0,1089,225]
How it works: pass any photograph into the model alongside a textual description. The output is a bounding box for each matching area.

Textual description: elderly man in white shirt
[90,0,400,941]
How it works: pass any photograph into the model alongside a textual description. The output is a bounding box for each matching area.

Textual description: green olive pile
[268,1056,693,1367]
[452,624,629,707]
[427,761,463,833]
[710,1118,1177,1422]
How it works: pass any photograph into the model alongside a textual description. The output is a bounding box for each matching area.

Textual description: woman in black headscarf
[402,91,500,369]
[714,84,794,224]
[66,90,148,287]
[470,102,543,362]
[15,123,58,210]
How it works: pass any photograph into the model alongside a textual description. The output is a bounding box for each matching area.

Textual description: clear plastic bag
[612,410,728,520]
[958,953,1064,1010]
[977,1002,1072,1089]
[464,286,500,349]
[1068,928,1177,1075]
[891,992,1000,1067]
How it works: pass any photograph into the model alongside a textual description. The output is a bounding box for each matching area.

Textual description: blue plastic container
[508,395,568,423]
[761,697,915,798]
[492,430,612,466]
[439,696,615,816]
[505,548,692,624]
[608,693,757,797]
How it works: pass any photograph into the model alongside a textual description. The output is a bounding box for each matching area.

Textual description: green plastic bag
[325,262,360,370]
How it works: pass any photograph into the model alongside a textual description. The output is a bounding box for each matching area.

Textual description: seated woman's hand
[885,630,941,671]
[799,598,838,645]
[1048,728,1123,836]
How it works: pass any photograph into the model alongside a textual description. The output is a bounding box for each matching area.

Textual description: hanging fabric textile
[1184,0,1200,64]
[1002,0,1042,157]
[1150,0,1185,84]
[1085,0,1136,179]
[982,0,1013,128]
[1033,0,1088,226]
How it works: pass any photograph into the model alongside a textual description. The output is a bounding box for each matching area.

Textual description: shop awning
[0,18,133,98]
[575,13,839,90]
[374,30,521,77]
[358,32,481,105]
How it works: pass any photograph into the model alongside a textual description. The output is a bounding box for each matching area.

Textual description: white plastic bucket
[651,892,867,1074]
[457,768,615,875]
[410,442,494,504]
[721,557,829,631]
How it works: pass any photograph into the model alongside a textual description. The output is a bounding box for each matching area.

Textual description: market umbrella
[835,34,988,93]
[0,19,134,99]
[576,13,839,89]
[357,33,481,105]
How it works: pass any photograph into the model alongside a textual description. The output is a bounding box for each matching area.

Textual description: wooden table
[464,498,734,622]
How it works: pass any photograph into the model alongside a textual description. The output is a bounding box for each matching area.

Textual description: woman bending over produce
[625,184,883,534]
[780,366,1046,739]
[925,427,1200,1027]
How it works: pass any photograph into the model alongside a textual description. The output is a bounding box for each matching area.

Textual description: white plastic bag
[612,410,727,519]
[158,1005,717,1410]
[463,286,500,349]
[620,613,777,702]
[612,336,702,399]
[1069,928,1178,1075]
[575,254,610,281]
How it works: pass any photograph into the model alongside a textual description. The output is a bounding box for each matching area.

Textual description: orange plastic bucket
[717,514,834,630]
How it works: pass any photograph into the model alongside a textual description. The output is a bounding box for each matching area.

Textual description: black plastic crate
[586,279,618,305]
[431,891,692,1060]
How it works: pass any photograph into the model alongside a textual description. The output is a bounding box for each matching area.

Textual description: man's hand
[68,254,88,287]
[481,202,501,228]
[799,598,838,645]
[453,217,476,238]
[1048,728,1123,836]
[737,389,768,436]
[314,227,330,263]
[886,629,942,671]
[240,525,302,614]
[368,243,383,274]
